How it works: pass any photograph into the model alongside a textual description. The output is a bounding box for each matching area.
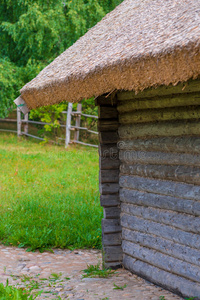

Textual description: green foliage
[0,133,102,251]
[113,283,127,290]
[0,280,35,299]
[0,0,123,117]
[82,263,115,278]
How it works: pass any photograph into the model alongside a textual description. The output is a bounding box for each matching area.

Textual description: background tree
[0,0,122,117]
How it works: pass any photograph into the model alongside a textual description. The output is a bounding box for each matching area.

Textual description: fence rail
[0,103,98,148]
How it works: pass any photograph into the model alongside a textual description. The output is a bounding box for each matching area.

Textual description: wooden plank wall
[96,94,122,268]
[117,79,200,298]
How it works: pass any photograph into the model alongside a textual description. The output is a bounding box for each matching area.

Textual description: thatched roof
[16,0,200,111]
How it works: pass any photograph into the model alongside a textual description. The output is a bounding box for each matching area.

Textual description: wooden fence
[0,103,98,148]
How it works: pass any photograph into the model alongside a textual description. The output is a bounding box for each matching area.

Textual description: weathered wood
[117,93,200,112]
[98,120,119,131]
[100,157,120,170]
[98,106,118,119]
[123,255,200,298]
[122,240,200,283]
[118,120,200,139]
[103,232,121,246]
[100,169,119,183]
[99,131,118,144]
[121,214,200,250]
[23,113,28,135]
[102,219,121,234]
[117,79,200,100]
[74,103,82,141]
[117,136,200,154]
[17,107,22,136]
[120,188,200,216]
[120,163,200,185]
[120,175,200,201]
[122,228,200,267]
[95,94,117,106]
[65,102,72,147]
[104,207,121,219]
[103,261,122,269]
[99,145,118,158]
[119,150,200,167]
[100,195,120,207]
[100,183,119,195]
[103,246,123,262]
[121,203,200,234]
[119,105,200,124]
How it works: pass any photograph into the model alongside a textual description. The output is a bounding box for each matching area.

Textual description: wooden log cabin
[15,0,200,298]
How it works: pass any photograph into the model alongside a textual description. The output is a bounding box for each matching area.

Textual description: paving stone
[0,245,183,299]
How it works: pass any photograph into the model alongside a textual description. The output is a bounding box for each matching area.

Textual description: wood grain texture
[121,214,200,250]
[120,188,200,216]
[104,207,121,219]
[98,120,119,131]
[99,144,118,158]
[102,218,121,234]
[122,228,200,267]
[100,169,119,183]
[100,157,120,170]
[98,106,118,119]
[119,150,200,167]
[103,232,121,246]
[99,131,118,144]
[103,245,123,262]
[119,175,200,201]
[95,94,117,106]
[122,240,200,283]
[117,79,200,100]
[100,194,120,207]
[117,93,200,112]
[100,183,119,195]
[120,163,200,185]
[123,255,200,298]
[119,105,200,124]
[119,120,200,139]
[117,136,200,154]
[121,203,200,234]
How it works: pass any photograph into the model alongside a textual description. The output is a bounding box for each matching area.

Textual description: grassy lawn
[0,133,102,251]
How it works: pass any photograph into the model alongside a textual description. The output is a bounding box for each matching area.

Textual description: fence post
[24,113,29,135]
[74,103,82,142]
[17,107,22,136]
[65,102,73,148]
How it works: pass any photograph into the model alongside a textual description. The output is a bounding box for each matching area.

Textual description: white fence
[0,103,98,148]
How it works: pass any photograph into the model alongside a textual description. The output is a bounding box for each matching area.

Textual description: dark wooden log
[103,232,121,246]
[104,261,122,269]
[121,203,200,234]
[121,214,200,250]
[117,79,200,100]
[102,219,121,234]
[119,175,200,201]
[100,157,120,170]
[119,105,200,124]
[104,207,121,219]
[99,144,118,158]
[100,169,119,183]
[123,255,200,298]
[95,94,117,106]
[120,163,200,185]
[120,188,200,216]
[103,245,123,262]
[117,136,200,154]
[122,240,200,283]
[99,131,118,144]
[118,120,200,139]
[122,228,200,267]
[100,195,120,207]
[98,120,119,131]
[98,106,118,119]
[119,150,200,167]
[100,183,119,195]
[117,93,200,112]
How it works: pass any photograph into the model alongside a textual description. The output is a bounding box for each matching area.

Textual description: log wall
[117,79,200,298]
[96,94,122,268]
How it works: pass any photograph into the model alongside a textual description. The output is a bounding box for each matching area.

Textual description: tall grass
[0,134,102,251]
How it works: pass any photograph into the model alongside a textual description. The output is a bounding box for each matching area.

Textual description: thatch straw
[18,0,200,110]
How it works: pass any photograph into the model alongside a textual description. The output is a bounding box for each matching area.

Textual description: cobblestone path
[0,245,183,299]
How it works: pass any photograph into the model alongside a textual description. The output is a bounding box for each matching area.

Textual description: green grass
[0,133,102,251]
[82,263,116,278]
[0,280,37,299]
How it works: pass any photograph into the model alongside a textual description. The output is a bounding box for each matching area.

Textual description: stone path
[0,245,183,299]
